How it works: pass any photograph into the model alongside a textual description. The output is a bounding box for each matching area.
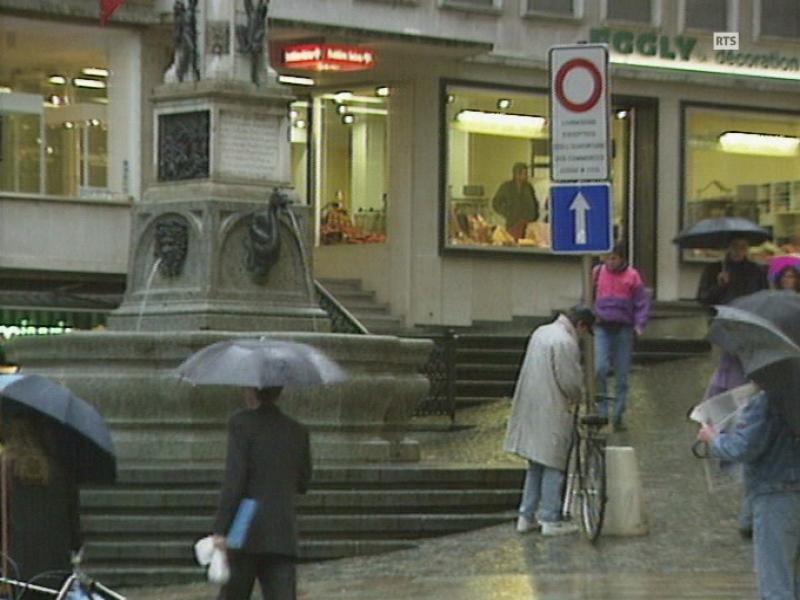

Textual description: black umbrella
[708,290,800,434]
[673,217,771,249]
[0,374,116,484]
[176,339,347,389]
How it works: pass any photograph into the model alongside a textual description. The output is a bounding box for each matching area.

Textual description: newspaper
[689,382,760,430]
[689,382,760,492]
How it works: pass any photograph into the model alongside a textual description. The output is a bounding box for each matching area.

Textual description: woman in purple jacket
[593,242,651,430]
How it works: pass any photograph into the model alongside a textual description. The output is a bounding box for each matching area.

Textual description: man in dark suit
[212,386,312,600]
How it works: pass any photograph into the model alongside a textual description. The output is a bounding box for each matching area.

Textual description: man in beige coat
[503,305,594,535]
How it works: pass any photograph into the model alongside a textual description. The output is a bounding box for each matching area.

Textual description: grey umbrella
[708,290,800,434]
[175,339,347,389]
[673,217,771,249]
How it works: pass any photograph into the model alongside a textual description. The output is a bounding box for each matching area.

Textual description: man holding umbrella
[697,236,768,307]
[212,386,311,600]
[177,339,345,600]
[698,291,800,599]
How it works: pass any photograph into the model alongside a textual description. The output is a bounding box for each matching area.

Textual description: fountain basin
[6,331,432,463]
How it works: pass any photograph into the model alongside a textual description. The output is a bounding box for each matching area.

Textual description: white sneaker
[516,516,539,533]
[541,520,579,536]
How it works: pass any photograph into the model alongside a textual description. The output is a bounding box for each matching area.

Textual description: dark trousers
[220,552,296,600]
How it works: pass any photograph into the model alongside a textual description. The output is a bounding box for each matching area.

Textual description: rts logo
[713,32,740,50]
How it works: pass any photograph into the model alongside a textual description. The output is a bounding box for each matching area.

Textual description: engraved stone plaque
[157,110,210,181]
[218,111,280,180]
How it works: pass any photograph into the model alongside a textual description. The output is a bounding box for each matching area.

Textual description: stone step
[457,348,526,365]
[322,289,376,304]
[84,538,417,564]
[455,335,528,350]
[317,278,364,293]
[455,396,508,408]
[456,380,516,398]
[82,513,517,539]
[348,306,394,319]
[81,489,520,514]
[88,465,525,489]
[359,316,405,334]
[455,364,520,380]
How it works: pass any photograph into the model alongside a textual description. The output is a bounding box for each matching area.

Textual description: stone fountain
[6,0,430,464]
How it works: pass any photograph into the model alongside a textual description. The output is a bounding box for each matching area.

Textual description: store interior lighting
[718,131,800,156]
[497,98,512,110]
[48,75,67,85]
[375,86,390,97]
[72,78,106,89]
[342,114,355,125]
[321,92,384,104]
[0,87,11,94]
[615,110,629,119]
[454,110,546,138]
[81,67,109,77]
[278,74,315,86]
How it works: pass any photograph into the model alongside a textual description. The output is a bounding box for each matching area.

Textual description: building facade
[1,0,799,334]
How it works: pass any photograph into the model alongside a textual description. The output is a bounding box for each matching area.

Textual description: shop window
[606,0,652,24]
[289,100,309,205]
[525,0,577,18]
[683,105,800,260]
[313,87,388,245]
[759,0,800,39]
[442,82,631,253]
[0,95,43,194]
[684,0,727,31]
[0,22,108,197]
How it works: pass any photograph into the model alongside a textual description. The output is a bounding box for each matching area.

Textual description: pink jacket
[593,264,650,331]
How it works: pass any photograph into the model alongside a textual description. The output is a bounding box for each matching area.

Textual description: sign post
[548,44,612,411]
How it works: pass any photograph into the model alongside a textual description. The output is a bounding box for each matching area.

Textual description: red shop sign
[279,43,376,72]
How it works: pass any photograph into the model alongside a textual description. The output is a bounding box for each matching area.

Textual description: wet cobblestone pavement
[132,355,759,599]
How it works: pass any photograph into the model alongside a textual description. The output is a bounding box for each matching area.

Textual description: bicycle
[561,395,610,543]
[0,549,126,600]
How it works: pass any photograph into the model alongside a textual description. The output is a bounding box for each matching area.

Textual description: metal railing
[414,330,457,420]
[314,281,369,334]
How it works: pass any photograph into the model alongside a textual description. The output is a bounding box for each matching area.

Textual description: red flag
[99,0,125,25]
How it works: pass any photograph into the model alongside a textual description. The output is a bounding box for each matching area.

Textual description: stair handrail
[314,280,370,335]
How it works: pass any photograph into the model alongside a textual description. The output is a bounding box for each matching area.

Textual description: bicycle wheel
[579,438,607,542]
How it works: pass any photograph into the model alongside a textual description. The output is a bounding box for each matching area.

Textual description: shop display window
[313,87,388,245]
[0,20,108,198]
[683,104,800,259]
[0,106,42,194]
[442,82,631,254]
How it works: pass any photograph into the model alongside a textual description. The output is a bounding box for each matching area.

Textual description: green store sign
[590,28,800,74]
[590,28,696,61]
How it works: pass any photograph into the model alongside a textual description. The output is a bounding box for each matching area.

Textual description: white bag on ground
[194,535,230,584]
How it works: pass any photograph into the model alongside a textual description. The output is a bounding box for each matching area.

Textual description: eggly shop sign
[280,43,376,72]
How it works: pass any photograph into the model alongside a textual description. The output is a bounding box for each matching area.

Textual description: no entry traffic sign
[549,45,610,182]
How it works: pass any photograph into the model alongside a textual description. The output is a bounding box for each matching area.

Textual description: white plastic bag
[194,535,230,584]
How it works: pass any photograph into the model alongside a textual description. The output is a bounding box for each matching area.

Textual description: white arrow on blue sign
[549,182,613,254]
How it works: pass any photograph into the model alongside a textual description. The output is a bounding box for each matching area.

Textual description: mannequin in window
[492,163,539,241]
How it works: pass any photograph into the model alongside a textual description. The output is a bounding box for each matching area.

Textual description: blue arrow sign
[549,182,613,254]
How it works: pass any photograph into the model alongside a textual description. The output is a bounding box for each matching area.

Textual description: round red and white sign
[554,58,603,113]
